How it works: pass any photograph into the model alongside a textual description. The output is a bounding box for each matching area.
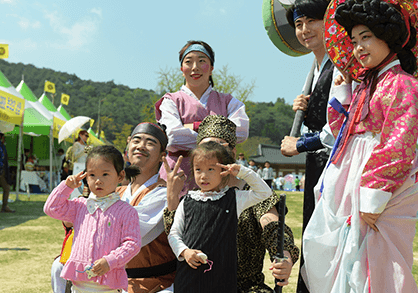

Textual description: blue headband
[180,44,214,65]
[293,8,305,22]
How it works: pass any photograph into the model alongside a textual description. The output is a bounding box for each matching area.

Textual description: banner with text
[0,89,25,125]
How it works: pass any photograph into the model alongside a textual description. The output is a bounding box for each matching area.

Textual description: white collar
[86,192,120,214]
[124,173,159,201]
[180,85,213,104]
[378,60,400,78]
[189,186,229,202]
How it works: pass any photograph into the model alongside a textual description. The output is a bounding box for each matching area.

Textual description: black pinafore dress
[174,188,238,292]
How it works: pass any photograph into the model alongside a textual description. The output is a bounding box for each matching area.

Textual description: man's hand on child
[269,251,293,286]
[92,258,110,276]
[65,171,87,189]
[218,163,241,177]
[182,249,206,269]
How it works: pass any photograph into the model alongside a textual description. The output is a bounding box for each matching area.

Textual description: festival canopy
[16,80,53,121]
[0,70,25,132]
[38,92,68,139]
[57,105,71,120]
[87,128,105,146]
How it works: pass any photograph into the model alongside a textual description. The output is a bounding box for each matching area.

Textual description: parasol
[58,116,91,143]
[262,0,311,56]
[324,0,418,80]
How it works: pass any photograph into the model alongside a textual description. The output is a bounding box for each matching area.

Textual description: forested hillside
[0,59,295,153]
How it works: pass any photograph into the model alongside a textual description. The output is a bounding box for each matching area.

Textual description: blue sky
[0,0,315,105]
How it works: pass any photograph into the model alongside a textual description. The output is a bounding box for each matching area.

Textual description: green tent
[57,105,72,120]
[39,92,67,121]
[0,70,25,132]
[17,81,53,121]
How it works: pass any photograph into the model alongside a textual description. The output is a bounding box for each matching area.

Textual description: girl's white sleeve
[235,166,272,215]
[167,199,189,261]
[227,98,249,144]
[158,98,197,152]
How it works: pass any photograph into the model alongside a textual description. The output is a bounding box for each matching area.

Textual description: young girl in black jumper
[168,141,271,292]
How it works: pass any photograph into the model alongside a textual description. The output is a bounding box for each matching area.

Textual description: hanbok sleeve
[133,186,167,247]
[319,67,343,148]
[158,98,197,152]
[328,82,353,138]
[359,75,418,213]
[227,97,249,143]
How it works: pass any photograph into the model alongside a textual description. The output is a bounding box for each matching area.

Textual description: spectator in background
[294,176,300,191]
[262,161,274,188]
[279,176,285,191]
[0,133,14,213]
[20,148,30,171]
[236,153,248,167]
[248,160,257,172]
[257,166,263,178]
[68,130,89,197]
[273,176,281,191]
[24,156,36,171]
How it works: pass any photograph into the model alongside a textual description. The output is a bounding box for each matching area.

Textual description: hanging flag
[0,44,9,59]
[100,130,106,140]
[44,80,56,93]
[61,93,70,105]
[90,119,95,128]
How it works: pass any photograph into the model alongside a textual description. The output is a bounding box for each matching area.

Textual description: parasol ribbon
[274,193,287,293]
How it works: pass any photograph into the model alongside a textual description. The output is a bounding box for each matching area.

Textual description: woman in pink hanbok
[155,40,249,192]
[302,0,418,292]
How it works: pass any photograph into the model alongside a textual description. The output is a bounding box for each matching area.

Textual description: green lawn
[0,191,417,292]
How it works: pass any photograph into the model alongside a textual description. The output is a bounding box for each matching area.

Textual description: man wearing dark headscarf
[117,122,176,293]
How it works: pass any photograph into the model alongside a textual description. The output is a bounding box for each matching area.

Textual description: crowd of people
[3,0,418,292]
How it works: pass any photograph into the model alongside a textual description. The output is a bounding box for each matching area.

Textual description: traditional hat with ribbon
[324,0,418,80]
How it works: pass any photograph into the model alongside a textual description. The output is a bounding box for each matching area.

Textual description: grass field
[0,191,417,292]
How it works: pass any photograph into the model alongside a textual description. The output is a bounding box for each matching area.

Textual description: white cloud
[44,9,101,51]
[91,8,102,18]
[16,38,38,50]
[17,17,41,30]
[0,0,16,4]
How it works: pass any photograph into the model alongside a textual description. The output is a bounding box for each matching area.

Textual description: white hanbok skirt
[302,132,418,293]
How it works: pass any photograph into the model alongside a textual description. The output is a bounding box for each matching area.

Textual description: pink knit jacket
[44,181,141,290]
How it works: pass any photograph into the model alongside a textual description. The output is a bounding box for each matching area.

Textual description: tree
[212,65,255,103]
[155,65,255,103]
[235,136,273,159]
[156,67,184,95]
[112,123,134,153]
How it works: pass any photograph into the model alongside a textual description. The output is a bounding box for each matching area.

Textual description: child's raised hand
[182,249,206,269]
[65,171,87,189]
[92,257,110,276]
[218,163,241,177]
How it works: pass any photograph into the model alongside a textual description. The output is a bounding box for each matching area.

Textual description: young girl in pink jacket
[44,145,142,292]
